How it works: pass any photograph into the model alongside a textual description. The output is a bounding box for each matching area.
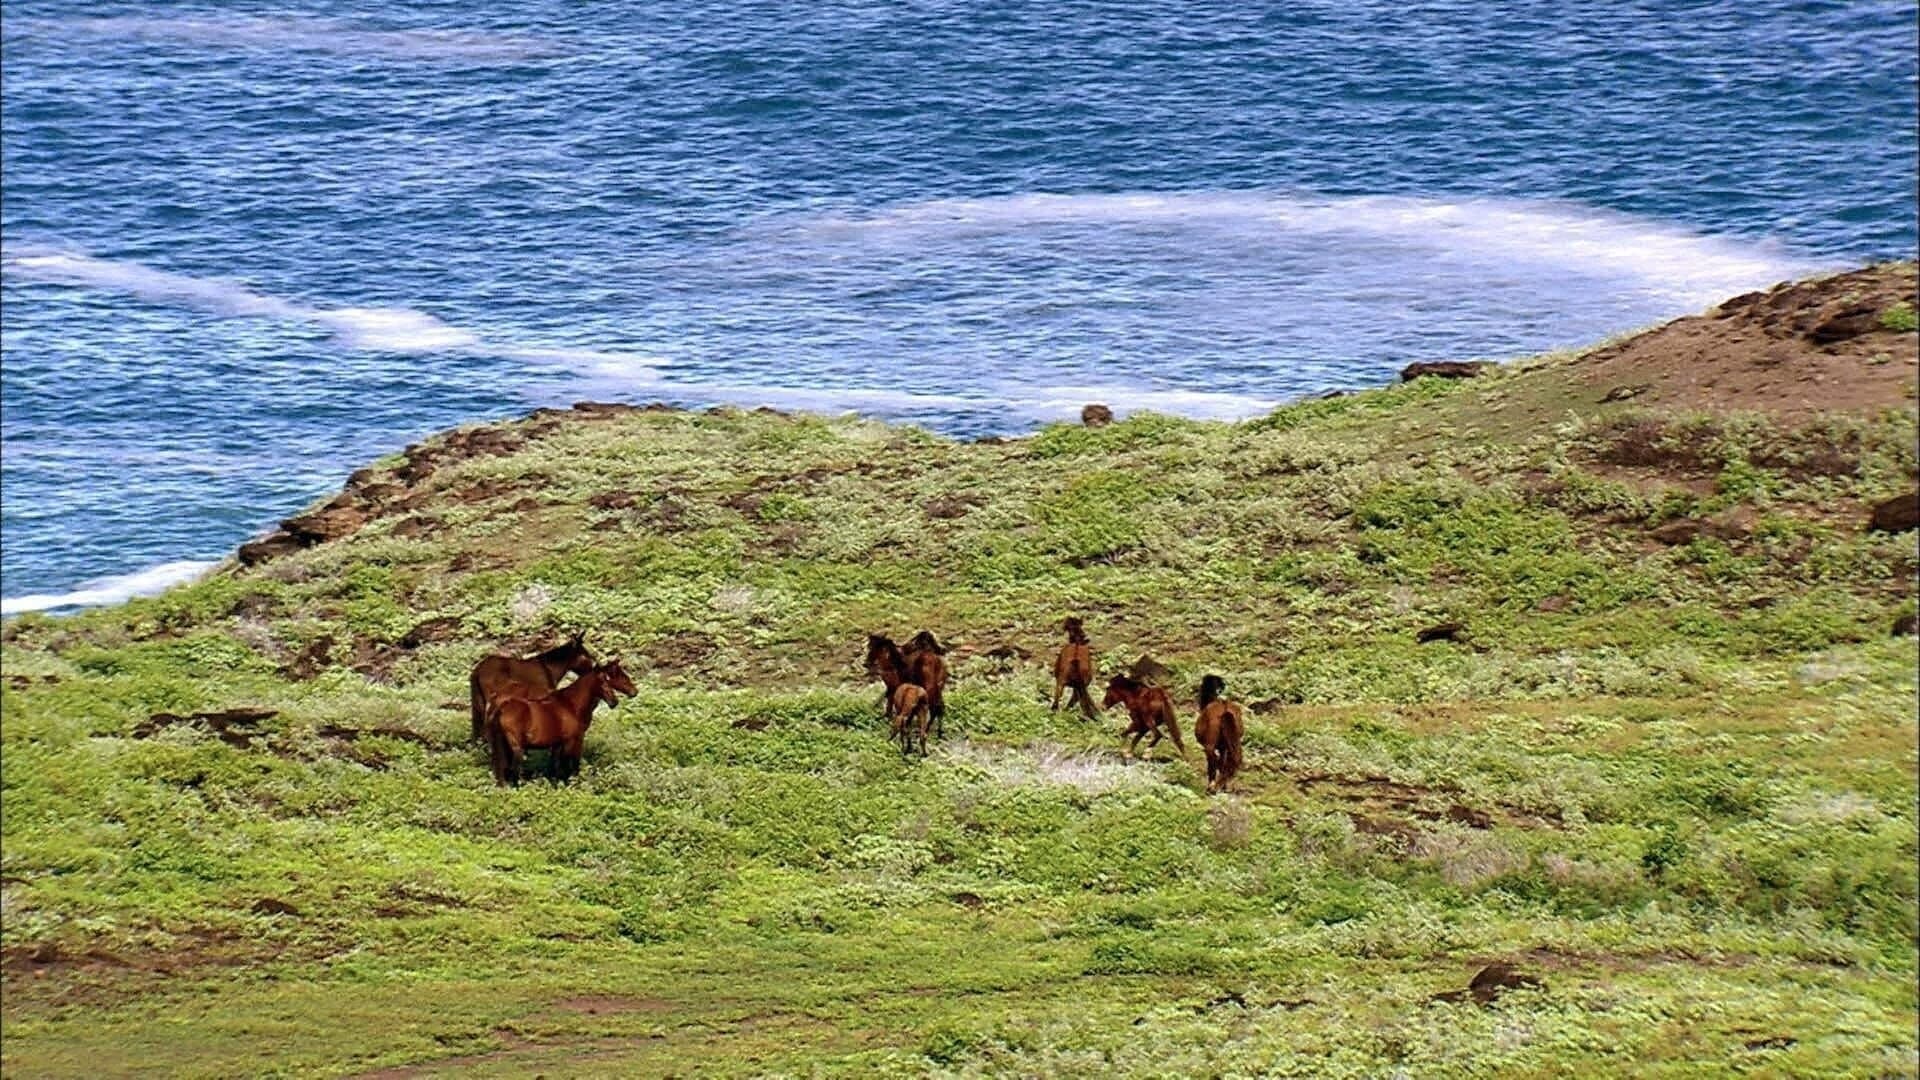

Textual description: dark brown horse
[469,633,594,742]
[1103,674,1188,760]
[902,630,949,738]
[486,659,635,785]
[1050,616,1097,718]
[1194,674,1245,794]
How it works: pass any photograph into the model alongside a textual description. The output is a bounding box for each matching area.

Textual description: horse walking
[486,659,635,785]
[469,632,595,742]
[1050,616,1097,718]
[1194,674,1245,793]
[1103,675,1188,760]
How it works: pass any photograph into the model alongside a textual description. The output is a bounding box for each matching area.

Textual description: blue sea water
[2,2,1915,610]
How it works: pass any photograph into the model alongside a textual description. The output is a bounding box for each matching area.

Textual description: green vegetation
[3,355,1916,1076]
[1882,301,1918,334]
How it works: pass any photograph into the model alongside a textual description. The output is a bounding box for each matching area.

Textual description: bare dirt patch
[1570,262,1918,418]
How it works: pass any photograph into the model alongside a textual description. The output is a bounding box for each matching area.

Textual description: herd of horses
[467,618,1245,794]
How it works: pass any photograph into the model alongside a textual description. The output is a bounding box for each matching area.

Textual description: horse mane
[1199,674,1226,706]
[1106,674,1144,694]
[907,630,947,655]
[868,634,907,665]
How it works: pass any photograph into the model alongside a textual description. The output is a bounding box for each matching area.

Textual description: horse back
[1055,643,1092,685]
[472,654,552,697]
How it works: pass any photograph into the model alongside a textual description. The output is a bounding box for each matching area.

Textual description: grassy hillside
[3,270,1918,1077]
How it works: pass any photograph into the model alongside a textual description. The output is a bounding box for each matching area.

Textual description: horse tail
[1162,698,1189,758]
[469,671,487,742]
[1220,708,1244,784]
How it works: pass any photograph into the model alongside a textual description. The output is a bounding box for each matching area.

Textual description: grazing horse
[1050,616,1097,718]
[486,659,635,785]
[469,633,594,742]
[1103,675,1188,760]
[902,630,949,739]
[1194,674,1245,794]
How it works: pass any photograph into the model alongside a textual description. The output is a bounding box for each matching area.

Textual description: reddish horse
[1103,674,1188,760]
[469,633,595,742]
[486,659,635,785]
[1194,674,1245,793]
[1050,616,1097,718]
[902,630,948,739]
[889,682,933,756]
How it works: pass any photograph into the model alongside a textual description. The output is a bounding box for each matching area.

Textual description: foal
[1103,675,1188,760]
[469,632,595,742]
[486,659,635,785]
[1194,674,1245,794]
[1050,616,1097,718]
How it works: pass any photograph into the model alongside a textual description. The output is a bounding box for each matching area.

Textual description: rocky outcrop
[1400,361,1491,381]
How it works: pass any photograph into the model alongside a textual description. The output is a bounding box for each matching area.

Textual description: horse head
[1199,674,1226,706]
[865,634,898,676]
[1102,675,1137,710]
[1063,616,1087,644]
[596,658,637,706]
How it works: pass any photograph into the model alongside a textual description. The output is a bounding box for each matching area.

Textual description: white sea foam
[621,378,1276,421]
[1,250,665,371]
[1,560,218,616]
[26,16,565,63]
[801,191,1812,308]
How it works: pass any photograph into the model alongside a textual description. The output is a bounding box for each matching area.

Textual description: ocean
[2,1,1915,611]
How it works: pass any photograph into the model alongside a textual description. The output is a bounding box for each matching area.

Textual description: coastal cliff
[2,264,1915,1076]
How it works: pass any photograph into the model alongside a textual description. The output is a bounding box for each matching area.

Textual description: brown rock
[1894,613,1919,638]
[1416,621,1467,644]
[1867,490,1919,533]
[1128,654,1171,685]
[237,532,304,566]
[281,504,368,545]
[1807,304,1880,345]
[1081,403,1114,427]
[1400,361,1491,382]
[1649,519,1705,546]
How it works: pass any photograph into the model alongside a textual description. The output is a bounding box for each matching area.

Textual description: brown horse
[902,630,949,739]
[1194,674,1245,794]
[486,659,635,785]
[888,682,932,757]
[1050,616,1097,718]
[1103,674,1188,760]
[469,633,595,742]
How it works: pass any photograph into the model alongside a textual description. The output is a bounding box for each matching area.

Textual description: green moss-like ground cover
[2,350,1915,1077]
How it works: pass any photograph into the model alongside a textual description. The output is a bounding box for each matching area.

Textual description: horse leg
[930,688,945,740]
[487,723,509,786]
[470,678,486,743]
[1050,675,1064,712]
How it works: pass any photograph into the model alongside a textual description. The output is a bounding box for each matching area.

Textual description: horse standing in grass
[1050,616,1097,718]
[902,630,949,739]
[468,633,595,742]
[1194,674,1245,794]
[866,635,932,756]
[486,659,635,785]
[1103,675,1188,760]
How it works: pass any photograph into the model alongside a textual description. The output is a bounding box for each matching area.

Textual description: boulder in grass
[1400,361,1491,382]
[1867,490,1918,534]
[1081,403,1114,427]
